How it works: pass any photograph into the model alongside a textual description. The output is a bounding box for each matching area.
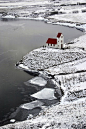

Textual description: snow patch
[2,15,15,19]
[18,64,29,70]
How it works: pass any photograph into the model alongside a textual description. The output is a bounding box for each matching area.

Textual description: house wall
[56,34,64,48]
[46,43,56,48]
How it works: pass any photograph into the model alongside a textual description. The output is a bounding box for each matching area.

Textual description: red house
[46,33,64,49]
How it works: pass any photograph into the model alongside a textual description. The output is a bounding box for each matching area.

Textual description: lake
[0,19,83,126]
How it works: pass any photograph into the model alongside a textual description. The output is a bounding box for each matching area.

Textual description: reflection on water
[0,19,83,126]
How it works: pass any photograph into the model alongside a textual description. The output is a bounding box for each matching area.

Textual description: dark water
[0,19,83,126]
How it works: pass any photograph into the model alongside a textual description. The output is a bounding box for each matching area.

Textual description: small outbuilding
[46,33,64,49]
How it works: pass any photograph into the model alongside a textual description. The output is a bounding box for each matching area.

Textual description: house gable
[57,33,62,38]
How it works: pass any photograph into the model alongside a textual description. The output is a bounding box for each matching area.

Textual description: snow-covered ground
[1,99,86,129]
[68,33,86,49]
[1,0,86,128]
[2,48,86,128]
[22,47,86,72]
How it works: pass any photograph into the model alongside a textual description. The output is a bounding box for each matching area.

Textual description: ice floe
[21,100,44,110]
[31,88,57,100]
[10,119,16,123]
[29,77,47,86]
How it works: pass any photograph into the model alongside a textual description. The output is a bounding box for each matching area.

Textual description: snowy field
[1,0,86,129]
[22,47,86,72]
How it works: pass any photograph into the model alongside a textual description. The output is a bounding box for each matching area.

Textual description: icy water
[0,19,83,126]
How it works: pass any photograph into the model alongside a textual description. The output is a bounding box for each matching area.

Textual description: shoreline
[6,40,86,128]
[0,16,85,33]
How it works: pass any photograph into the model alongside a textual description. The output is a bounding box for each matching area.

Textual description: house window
[61,40,62,43]
[51,44,52,46]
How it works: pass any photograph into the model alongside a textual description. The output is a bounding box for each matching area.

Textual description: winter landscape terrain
[0,0,86,128]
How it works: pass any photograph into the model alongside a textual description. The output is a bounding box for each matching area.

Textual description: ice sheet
[21,100,44,110]
[31,88,57,100]
[29,77,47,86]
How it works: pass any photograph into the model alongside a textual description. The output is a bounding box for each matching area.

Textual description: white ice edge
[18,64,29,70]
